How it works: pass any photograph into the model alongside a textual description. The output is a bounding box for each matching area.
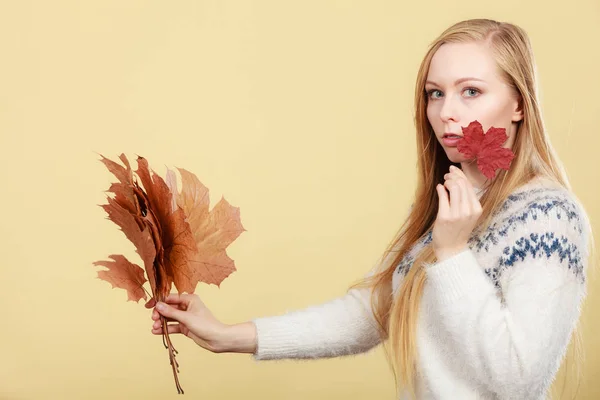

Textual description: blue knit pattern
[471,187,583,252]
[394,187,586,289]
[484,231,585,289]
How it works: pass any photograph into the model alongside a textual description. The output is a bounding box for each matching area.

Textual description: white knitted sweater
[250,176,592,400]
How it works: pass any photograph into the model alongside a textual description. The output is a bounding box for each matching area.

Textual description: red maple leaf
[456,120,515,179]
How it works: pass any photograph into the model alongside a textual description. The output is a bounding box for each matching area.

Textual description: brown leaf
[95,154,245,394]
[135,157,198,297]
[165,168,179,213]
[93,255,148,302]
[167,167,246,290]
[99,153,139,215]
[99,182,157,296]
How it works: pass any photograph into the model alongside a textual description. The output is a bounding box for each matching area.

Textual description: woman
[146,18,594,399]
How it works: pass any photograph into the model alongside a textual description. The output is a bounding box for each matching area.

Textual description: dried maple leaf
[93,153,245,395]
[93,255,148,302]
[456,120,515,179]
[134,157,199,299]
[97,155,157,296]
[166,167,246,291]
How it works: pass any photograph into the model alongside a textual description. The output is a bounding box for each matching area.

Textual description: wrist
[216,322,258,354]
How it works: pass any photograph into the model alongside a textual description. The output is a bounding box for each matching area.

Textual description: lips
[443,133,463,138]
[442,133,464,148]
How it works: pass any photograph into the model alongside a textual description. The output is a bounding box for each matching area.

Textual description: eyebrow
[425,77,486,86]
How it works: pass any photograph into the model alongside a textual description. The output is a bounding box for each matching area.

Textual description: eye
[464,87,480,97]
[426,89,442,99]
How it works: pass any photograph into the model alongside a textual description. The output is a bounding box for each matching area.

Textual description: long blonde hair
[348,18,595,399]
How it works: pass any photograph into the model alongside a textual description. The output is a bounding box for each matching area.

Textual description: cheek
[426,104,438,128]
[468,96,497,118]
[470,98,514,130]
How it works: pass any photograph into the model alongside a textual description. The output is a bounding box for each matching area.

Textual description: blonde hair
[348,18,596,399]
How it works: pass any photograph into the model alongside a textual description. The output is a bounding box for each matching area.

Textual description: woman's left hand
[432,165,483,262]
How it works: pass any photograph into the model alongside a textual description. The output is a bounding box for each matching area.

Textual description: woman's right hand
[145,293,230,353]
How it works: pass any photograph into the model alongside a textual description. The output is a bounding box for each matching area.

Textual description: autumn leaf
[166,167,246,291]
[94,153,245,394]
[93,255,148,302]
[98,153,138,215]
[98,156,157,296]
[456,120,515,179]
[134,157,198,300]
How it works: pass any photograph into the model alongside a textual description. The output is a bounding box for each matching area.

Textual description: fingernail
[156,302,165,311]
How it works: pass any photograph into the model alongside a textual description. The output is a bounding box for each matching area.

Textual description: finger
[444,180,461,217]
[436,184,450,217]
[163,293,195,307]
[151,309,176,322]
[450,167,478,201]
[445,170,466,182]
[447,166,482,214]
[152,312,176,323]
[456,179,471,216]
[147,296,188,312]
[448,167,481,209]
[449,165,463,175]
[447,166,469,187]
[444,166,462,180]
[150,293,194,320]
[151,323,184,335]
[443,175,461,188]
[152,319,178,329]
[465,183,481,213]
[155,301,190,325]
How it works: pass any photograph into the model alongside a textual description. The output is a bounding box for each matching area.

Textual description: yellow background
[1,1,599,399]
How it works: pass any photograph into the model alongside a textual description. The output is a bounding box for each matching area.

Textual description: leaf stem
[162,315,184,394]
[141,284,152,300]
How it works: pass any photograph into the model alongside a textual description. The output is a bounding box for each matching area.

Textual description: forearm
[239,250,397,361]
[213,292,382,359]
[216,321,258,354]
[250,288,382,360]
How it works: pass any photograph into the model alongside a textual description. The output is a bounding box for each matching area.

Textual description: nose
[439,97,458,123]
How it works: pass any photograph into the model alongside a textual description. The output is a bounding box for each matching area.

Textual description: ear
[511,94,524,122]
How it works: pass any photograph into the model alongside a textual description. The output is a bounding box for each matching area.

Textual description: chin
[444,147,466,162]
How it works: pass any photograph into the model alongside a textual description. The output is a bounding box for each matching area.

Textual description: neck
[459,160,488,190]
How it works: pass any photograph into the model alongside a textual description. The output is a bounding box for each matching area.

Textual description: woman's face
[425,41,523,163]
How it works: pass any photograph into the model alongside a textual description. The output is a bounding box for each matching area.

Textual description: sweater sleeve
[250,254,395,361]
[423,195,590,399]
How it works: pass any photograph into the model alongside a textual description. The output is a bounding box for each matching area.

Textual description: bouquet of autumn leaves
[93,154,245,394]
